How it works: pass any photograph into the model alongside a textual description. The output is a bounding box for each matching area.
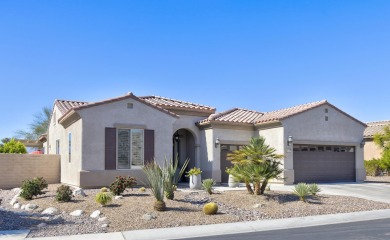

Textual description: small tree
[374,126,390,171]
[0,139,27,154]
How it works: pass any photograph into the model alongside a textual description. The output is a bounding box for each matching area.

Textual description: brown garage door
[293,145,356,183]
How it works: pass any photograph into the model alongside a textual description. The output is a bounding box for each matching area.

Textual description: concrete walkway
[2,182,390,240]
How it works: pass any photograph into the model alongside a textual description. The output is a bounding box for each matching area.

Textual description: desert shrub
[109,176,137,196]
[55,185,72,202]
[202,179,216,195]
[379,150,390,173]
[308,183,321,195]
[364,159,381,176]
[163,157,189,200]
[139,187,146,192]
[203,202,218,215]
[95,188,112,206]
[0,139,27,154]
[143,162,166,211]
[20,179,44,200]
[34,177,48,191]
[292,183,311,202]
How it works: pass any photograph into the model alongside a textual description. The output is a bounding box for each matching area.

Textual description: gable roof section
[55,100,89,114]
[364,120,390,138]
[140,96,216,113]
[198,108,263,125]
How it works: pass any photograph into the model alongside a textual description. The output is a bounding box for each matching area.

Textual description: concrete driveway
[269,182,390,203]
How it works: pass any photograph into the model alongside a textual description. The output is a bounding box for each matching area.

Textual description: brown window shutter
[105,127,117,170]
[144,129,155,164]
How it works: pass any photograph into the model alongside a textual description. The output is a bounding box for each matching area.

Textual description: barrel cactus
[203,202,218,215]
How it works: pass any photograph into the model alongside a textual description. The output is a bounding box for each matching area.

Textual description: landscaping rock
[37,223,47,228]
[13,203,21,209]
[10,196,18,206]
[90,210,101,218]
[142,213,156,221]
[21,204,26,210]
[69,210,83,217]
[72,188,86,197]
[25,204,39,211]
[98,217,107,222]
[101,224,108,228]
[40,216,51,220]
[253,203,266,208]
[42,207,59,215]
[12,188,21,194]
[114,196,123,200]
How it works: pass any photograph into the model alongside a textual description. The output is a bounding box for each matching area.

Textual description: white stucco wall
[281,104,366,183]
[78,98,177,171]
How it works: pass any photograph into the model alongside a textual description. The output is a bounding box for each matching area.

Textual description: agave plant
[143,162,165,211]
[163,157,189,200]
[293,183,310,202]
[308,183,321,196]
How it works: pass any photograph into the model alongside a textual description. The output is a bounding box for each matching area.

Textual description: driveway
[269,182,390,203]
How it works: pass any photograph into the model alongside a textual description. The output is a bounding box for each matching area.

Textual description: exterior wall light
[287,136,293,146]
[215,137,220,148]
[360,140,365,148]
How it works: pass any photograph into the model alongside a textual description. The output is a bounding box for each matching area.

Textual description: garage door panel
[293,148,355,183]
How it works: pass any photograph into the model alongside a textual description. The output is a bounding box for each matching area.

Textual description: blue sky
[0,1,389,140]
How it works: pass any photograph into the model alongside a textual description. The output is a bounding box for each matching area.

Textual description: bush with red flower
[109,176,137,196]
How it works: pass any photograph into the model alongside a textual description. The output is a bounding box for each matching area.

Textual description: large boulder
[42,207,59,215]
[69,210,84,217]
[25,204,39,211]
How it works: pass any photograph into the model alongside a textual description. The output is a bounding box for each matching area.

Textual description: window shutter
[144,129,155,164]
[105,127,116,170]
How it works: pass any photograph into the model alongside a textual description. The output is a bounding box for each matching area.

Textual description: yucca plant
[202,178,216,195]
[293,183,311,202]
[163,157,189,200]
[308,183,321,196]
[143,162,166,211]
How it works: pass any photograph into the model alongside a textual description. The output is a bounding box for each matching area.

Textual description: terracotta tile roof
[55,100,89,114]
[364,120,390,138]
[199,108,263,124]
[140,96,216,112]
[255,100,328,124]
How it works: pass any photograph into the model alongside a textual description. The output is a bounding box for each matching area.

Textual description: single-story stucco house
[41,92,367,187]
[364,120,390,160]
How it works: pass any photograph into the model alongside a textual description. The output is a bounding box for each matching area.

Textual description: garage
[293,144,356,183]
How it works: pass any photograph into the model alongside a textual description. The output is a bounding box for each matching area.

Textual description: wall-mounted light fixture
[360,139,365,148]
[287,136,293,146]
[215,137,220,148]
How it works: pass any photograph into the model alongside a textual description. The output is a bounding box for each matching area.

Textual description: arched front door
[173,129,196,182]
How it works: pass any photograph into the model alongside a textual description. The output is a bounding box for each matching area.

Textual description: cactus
[100,187,108,192]
[203,202,218,215]
[95,191,112,206]
[139,187,146,192]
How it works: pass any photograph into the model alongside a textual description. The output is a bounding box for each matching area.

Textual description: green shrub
[55,185,72,202]
[163,157,189,200]
[292,183,311,202]
[143,162,165,211]
[308,183,321,195]
[34,177,48,191]
[109,176,137,196]
[20,179,44,200]
[95,189,112,206]
[203,202,218,215]
[0,139,27,154]
[364,159,382,176]
[202,179,216,195]
[379,150,390,172]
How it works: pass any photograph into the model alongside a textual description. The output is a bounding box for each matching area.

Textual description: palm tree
[16,106,51,140]
[227,136,283,195]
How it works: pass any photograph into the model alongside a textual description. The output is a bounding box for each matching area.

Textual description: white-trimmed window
[117,129,144,169]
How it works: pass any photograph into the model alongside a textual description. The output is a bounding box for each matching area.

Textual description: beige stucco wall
[47,105,82,186]
[0,154,60,189]
[364,140,382,160]
[281,104,366,183]
[200,127,254,182]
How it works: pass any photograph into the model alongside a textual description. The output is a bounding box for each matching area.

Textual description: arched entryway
[173,129,196,182]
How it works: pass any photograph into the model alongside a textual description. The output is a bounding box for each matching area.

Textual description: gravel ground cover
[1,184,390,238]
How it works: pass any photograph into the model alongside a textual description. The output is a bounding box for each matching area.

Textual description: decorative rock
[40,216,51,220]
[10,196,18,206]
[101,224,108,228]
[25,204,38,211]
[253,203,265,208]
[37,223,47,228]
[142,213,156,221]
[42,207,59,215]
[114,196,123,200]
[72,188,86,197]
[69,210,84,217]
[12,188,21,193]
[21,205,26,210]
[90,210,101,218]
[98,217,107,222]
[13,203,21,209]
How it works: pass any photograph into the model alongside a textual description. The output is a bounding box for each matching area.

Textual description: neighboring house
[364,120,390,160]
[41,92,366,187]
